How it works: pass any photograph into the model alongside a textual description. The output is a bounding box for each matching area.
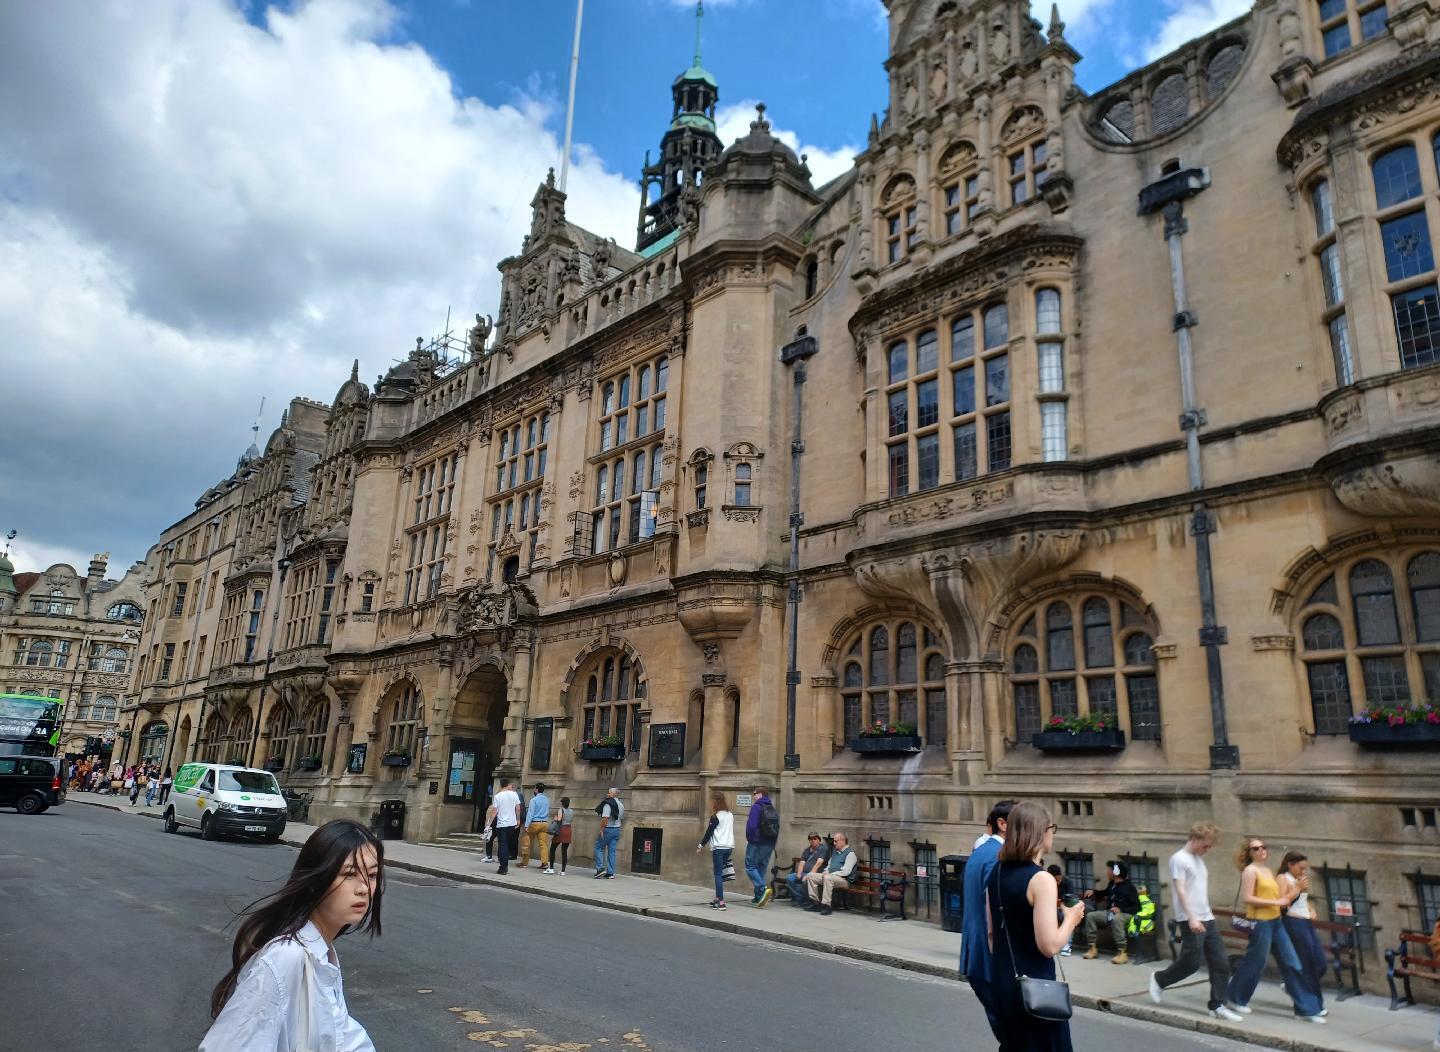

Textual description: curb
[73,798,1340,1052]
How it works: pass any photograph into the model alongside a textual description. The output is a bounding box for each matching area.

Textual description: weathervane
[3,530,15,558]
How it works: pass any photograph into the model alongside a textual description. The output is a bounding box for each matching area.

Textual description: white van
[163,762,287,842]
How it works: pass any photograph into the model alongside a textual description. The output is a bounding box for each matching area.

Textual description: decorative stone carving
[468,314,492,359]
[1331,457,1440,517]
[938,141,977,176]
[881,174,917,208]
[686,509,711,529]
[1251,634,1296,652]
[722,506,761,523]
[1324,391,1365,436]
[1000,105,1045,145]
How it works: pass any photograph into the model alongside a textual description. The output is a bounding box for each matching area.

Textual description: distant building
[0,551,144,762]
[119,0,1440,955]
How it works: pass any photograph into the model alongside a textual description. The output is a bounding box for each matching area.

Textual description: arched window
[1149,72,1189,136]
[1297,550,1440,733]
[229,710,254,765]
[24,639,53,667]
[1205,43,1244,98]
[202,712,229,763]
[578,649,646,753]
[838,620,946,747]
[265,703,294,767]
[384,683,423,761]
[1009,595,1162,745]
[93,695,118,722]
[139,721,168,766]
[302,699,330,768]
[107,601,143,624]
[804,257,818,299]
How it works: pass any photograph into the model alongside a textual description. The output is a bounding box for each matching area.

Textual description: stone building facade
[118,0,1440,954]
[0,552,145,760]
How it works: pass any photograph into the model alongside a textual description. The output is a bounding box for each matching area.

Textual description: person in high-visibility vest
[1129,888,1157,937]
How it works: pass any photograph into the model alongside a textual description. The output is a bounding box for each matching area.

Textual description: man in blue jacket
[745,785,780,906]
[960,799,1016,1045]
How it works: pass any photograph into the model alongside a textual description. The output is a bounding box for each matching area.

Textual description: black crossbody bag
[992,865,1073,1022]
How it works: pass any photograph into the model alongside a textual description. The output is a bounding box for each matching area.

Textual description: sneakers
[1298,1014,1327,1025]
[1059,946,1071,957]
[1110,951,1129,966]
[542,868,555,874]
[1148,973,1164,1004]
[757,888,773,908]
[710,899,727,911]
[1209,1006,1244,1023]
[1225,1003,1251,1016]
[818,905,833,916]
[481,857,494,864]
[1083,946,1099,960]
[594,871,605,879]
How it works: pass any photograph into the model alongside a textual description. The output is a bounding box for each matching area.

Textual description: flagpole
[559,0,585,193]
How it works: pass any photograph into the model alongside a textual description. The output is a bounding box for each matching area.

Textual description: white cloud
[715,99,859,187]
[0,0,637,569]
[5,538,95,579]
[1142,0,1252,63]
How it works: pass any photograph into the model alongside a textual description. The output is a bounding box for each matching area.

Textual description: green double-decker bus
[0,693,63,757]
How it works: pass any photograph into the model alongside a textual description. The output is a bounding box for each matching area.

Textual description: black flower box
[263,758,285,772]
[851,734,922,755]
[1348,722,1440,746]
[1032,728,1127,752]
[297,758,322,772]
[381,754,411,767]
[579,745,626,762]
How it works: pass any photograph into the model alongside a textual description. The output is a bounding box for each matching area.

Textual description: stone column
[810,673,837,758]
[699,643,730,775]
[914,129,931,243]
[499,633,533,779]
[974,94,996,235]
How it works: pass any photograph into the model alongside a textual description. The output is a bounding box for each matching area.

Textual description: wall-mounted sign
[735,793,753,808]
[347,743,367,774]
[648,723,685,768]
[531,718,554,771]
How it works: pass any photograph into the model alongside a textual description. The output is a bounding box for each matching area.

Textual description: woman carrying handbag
[1224,837,1325,1023]
[200,820,385,1051]
[697,791,735,911]
[988,801,1085,1052]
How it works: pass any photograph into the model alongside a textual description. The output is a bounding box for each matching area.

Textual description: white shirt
[1169,847,1213,922]
[1279,872,1311,918]
[200,922,374,1052]
[705,810,734,850]
[492,789,521,828]
[973,832,1001,850]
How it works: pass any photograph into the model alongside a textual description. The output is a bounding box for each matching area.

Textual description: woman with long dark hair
[697,791,734,911]
[200,819,385,1051]
[988,801,1085,1051]
[1277,850,1327,1014]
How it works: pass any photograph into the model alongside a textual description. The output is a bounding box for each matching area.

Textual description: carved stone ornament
[722,506,761,523]
[1000,105,1045,145]
[938,141,977,176]
[1331,456,1440,517]
[1251,634,1296,652]
[686,509,711,529]
[881,174,917,208]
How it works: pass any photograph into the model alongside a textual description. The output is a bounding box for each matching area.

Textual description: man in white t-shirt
[1150,821,1241,1022]
[491,780,523,875]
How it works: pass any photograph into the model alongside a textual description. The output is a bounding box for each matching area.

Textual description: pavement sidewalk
[74,793,1439,1052]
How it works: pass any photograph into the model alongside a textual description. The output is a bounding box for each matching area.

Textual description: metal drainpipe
[1140,167,1239,769]
[249,554,290,766]
[779,329,819,770]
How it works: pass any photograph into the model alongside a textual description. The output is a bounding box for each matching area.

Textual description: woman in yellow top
[1224,838,1326,1022]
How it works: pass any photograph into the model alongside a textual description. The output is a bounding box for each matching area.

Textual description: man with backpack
[744,785,780,907]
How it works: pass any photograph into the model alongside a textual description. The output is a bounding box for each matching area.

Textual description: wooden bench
[834,864,909,920]
[1385,929,1440,1010]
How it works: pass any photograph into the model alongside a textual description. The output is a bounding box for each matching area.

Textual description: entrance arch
[445,666,508,833]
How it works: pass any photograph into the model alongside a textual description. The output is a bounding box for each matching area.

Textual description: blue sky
[0,0,1245,575]
[333,0,1245,193]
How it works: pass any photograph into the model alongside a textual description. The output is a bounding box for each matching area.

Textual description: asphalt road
[0,803,1251,1052]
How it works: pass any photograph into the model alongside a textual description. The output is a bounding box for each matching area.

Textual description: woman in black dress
[988,801,1085,1052]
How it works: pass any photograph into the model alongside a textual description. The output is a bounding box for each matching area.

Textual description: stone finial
[350,358,359,382]
[546,166,556,189]
[1048,3,1066,42]
[751,102,769,131]
[868,112,880,146]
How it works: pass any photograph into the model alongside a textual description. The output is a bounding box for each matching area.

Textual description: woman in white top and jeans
[697,791,734,911]
[1277,850,1327,1013]
[200,819,385,1052]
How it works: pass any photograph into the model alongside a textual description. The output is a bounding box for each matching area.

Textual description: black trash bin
[940,854,968,932]
[378,799,406,841]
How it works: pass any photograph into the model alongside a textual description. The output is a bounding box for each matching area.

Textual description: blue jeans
[594,825,620,875]
[786,872,809,903]
[744,843,774,899]
[1281,915,1327,1009]
[711,848,731,901]
[1227,917,1323,1016]
[144,783,156,806]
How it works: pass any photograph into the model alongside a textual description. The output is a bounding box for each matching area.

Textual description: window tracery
[1008,595,1161,744]
[838,620,947,747]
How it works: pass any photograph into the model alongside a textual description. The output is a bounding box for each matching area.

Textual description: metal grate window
[1318,864,1375,951]
[1414,873,1440,931]
[1062,852,1095,895]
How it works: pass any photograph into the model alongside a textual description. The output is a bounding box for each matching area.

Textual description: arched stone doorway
[443,665,508,834]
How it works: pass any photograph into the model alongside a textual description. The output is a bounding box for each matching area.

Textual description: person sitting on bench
[787,832,830,906]
[803,832,857,916]
[1082,860,1142,964]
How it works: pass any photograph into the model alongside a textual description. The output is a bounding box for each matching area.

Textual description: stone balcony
[1318,364,1440,517]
